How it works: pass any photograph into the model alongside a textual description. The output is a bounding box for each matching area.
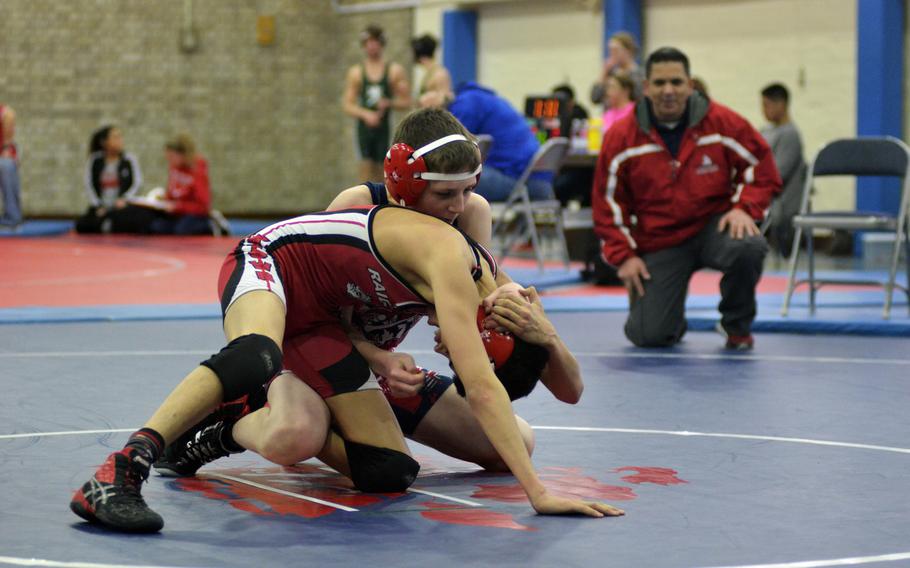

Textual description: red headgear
[476,307,514,369]
[449,306,547,401]
[384,134,482,206]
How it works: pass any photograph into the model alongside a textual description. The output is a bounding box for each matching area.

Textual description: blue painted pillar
[603,0,643,60]
[442,10,477,87]
[856,0,904,254]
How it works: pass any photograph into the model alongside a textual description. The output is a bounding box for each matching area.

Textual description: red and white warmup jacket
[591,95,782,267]
[166,155,210,216]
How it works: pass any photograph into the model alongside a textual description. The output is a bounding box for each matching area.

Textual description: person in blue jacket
[422,82,553,202]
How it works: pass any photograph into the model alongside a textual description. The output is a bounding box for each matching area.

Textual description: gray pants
[0,157,22,225]
[625,215,769,347]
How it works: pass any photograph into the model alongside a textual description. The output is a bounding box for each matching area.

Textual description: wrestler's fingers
[492,302,528,321]
[590,502,625,516]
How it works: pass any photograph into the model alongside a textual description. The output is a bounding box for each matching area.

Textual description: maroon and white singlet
[217,205,492,398]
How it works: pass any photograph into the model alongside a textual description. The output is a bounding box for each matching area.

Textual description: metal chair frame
[490,137,571,272]
[781,136,910,319]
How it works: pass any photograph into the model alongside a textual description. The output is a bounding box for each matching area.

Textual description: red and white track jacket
[592,94,781,267]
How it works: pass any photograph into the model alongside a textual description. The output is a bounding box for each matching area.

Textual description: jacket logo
[696,154,720,175]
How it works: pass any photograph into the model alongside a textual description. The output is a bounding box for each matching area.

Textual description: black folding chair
[781,136,910,318]
[490,137,571,272]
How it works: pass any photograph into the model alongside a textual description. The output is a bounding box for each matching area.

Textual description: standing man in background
[412,34,453,109]
[760,83,807,257]
[592,47,780,350]
[552,84,592,207]
[342,24,411,183]
[0,103,22,229]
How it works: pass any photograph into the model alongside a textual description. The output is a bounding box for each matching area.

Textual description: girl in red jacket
[149,133,212,235]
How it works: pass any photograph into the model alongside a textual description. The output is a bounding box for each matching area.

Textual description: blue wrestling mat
[0,219,73,237]
[2,317,909,567]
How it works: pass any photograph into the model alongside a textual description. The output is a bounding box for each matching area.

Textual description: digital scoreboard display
[524,95,569,141]
[525,96,562,120]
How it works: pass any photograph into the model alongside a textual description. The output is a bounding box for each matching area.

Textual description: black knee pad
[344,439,419,493]
[201,334,282,401]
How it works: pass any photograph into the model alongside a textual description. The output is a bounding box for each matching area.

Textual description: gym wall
[0,0,412,217]
[0,0,901,216]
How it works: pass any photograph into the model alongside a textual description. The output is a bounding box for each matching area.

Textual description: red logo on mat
[613,466,688,486]
[171,463,688,531]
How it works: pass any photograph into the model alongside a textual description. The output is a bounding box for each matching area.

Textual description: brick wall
[0,0,413,217]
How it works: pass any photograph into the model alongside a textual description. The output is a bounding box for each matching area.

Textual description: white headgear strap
[410,134,482,181]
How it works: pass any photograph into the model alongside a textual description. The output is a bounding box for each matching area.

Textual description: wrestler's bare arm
[418,234,547,498]
[341,66,372,121]
[388,63,412,110]
[327,185,372,210]
[375,212,621,516]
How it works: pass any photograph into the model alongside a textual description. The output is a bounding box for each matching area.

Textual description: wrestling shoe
[715,322,754,351]
[154,420,243,477]
[155,396,252,477]
[725,334,754,350]
[70,448,164,533]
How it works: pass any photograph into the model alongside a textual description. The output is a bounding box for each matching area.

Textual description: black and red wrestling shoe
[70,448,164,533]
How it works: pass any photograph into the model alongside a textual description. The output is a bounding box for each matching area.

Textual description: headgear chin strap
[384,134,482,206]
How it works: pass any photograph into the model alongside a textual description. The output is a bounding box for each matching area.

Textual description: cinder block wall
[0,0,413,217]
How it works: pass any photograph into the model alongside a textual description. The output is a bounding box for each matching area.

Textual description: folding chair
[781,136,910,318]
[475,134,493,163]
[490,137,571,272]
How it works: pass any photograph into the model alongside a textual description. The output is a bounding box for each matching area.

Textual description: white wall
[645,0,857,210]
[476,1,603,111]
[415,0,862,210]
[414,0,603,109]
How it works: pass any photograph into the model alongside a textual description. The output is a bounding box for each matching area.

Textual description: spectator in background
[591,31,644,106]
[0,103,22,229]
[342,24,412,183]
[151,133,212,235]
[592,47,781,350]
[110,133,212,235]
[75,125,143,234]
[423,82,551,202]
[552,84,592,207]
[552,83,589,125]
[601,71,636,133]
[412,34,453,109]
[760,82,807,256]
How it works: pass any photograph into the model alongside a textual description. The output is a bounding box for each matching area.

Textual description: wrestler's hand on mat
[531,492,625,518]
[374,351,425,397]
[718,207,760,240]
[485,287,557,347]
